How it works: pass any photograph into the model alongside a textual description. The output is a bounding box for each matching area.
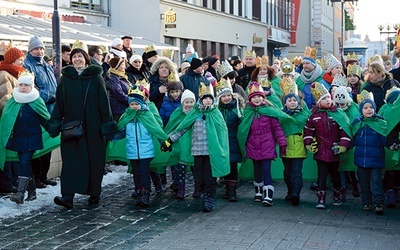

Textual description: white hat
[18,71,35,86]
[186,44,194,53]
[111,38,123,48]
[129,54,142,65]
[181,89,195,104]
[333,86,352,104]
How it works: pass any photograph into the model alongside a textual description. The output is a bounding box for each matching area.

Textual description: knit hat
[333,86,352,105]
[180,62,190,71]
[208,57,218,67]
[310,82,330,104]
[17,70,35,86]
[167,81,183,92]
[28,36,44,52]
[129,54,142,65]
[359,99,376,114]
[111,38,123,48]
[190,58,203,70]
[181,89,195,104]
[385,87,400,104]
[324,54,342,73]
[109,56,125,69]
[302,46,317,67]
[128,83,146,107]
[247,81,265,100]
[4,47,25,64]
[186,44,195,53]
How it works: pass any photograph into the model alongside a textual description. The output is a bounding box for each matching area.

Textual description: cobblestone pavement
[1,171,400,250]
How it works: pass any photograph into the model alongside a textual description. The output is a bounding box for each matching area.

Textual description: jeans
[358,167,385,205]
[194,156,217,197]
[316,160,341,191]
[32,152,51,181]
[18,151,35,177]
[253,159,272,185]
[282,158,304,196]
[0,161,19,191]
[129,158,153,191]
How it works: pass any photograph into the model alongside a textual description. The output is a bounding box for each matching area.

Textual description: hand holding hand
[306,144,318,154]
[390,143,400,151]
[160,138,173,152]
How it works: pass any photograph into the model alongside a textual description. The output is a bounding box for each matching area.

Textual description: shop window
[71,0,101,11]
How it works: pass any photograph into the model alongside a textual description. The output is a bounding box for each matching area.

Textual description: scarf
[369,75,386,87]
[0,63,25,78]
[109,68,128,80]
[12,88,40,104]
[322,72,334,84]
[300,65,323,84]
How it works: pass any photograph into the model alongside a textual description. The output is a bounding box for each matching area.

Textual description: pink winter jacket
[246,115,287,160]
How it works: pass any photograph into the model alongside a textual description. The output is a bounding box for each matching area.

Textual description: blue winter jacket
[24,54,57,113]
[160,96,181,126]
[108,73,130,117]
[125,118,155,160]
[353,121,386,168]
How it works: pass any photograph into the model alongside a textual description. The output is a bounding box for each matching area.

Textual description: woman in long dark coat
[47,47,117,209]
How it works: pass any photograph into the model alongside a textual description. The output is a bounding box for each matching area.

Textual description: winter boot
[262,185,274,206]
[25,178,37,201]
[291,193,300,206]
[253,181,263,202]
[176,182,185,200]
[137,188,150,208]
[332,188,343,206]
[10,177,29,204]
[310,181,318,191]
[316,190,326,209]
[54,194,74,209]
[222,180,230,199]
[386,189,396,208]
[351,180,360,198]
[150,171,163,194]
[202,193,215,212]
[228,180,238,202]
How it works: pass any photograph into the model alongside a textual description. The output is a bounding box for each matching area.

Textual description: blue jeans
[0,161,19,191]
[358,167,385,205]
[129,158,153,191]
[253,159,272,185]
[282,158,304,196]
[18,151,34,177]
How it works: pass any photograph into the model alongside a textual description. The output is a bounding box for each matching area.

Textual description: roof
[0,13,178,52]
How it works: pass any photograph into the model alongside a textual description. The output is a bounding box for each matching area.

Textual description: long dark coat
[48,65,117,196]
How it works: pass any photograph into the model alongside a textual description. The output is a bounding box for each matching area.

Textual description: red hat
[4,47,25,64]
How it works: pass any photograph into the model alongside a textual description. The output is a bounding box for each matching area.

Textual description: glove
[280,146,287,156]
[332,144,347,155]
[390,143,400,151]
[337,146,347,154]
[48,96,56,104]
[306,145,318,154]
[160,138,173,152]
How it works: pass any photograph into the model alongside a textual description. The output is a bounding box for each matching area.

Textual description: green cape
[315,108,352,138]
[0,97,60,170]
[338,103,359,171]
[173,105,230,177]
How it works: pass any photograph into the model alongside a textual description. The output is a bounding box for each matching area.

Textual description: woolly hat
[111,38,123,48]
[208,57,218,67]
[333,86,352,105]
[181,89,195,104]
[359,99,377,114]
[247,81,265,100]
[129,54,142,65]
[205,72,217,86]
[167,81,183,92]
[28,36,44,52]
[302,46,317,67]
[4,47,25,64]
[109,56,125,69]
[325,54,342,73]
[18,70,35,86]
[128,95,145,108]
[186,44,195,53]
[180,62,190,71]
[385,87,400,104]
[190,58,203,70]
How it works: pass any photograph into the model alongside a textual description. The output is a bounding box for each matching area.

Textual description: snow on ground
[0,165,127,220]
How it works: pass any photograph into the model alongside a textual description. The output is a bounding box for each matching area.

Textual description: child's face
[282,74,293,80]
[129,101,141,110]
[330,65,342,77]
[258,67,268,76]
[347,74,359,85]
[169,89,182,100]
[285,97,298,110]
[250,95,264,106]
[201,96,213,106]
[362,103,375,118]
[219,93,233,104]
[319,95,333,108]
[182,98,195,112]
[18,84,32,94]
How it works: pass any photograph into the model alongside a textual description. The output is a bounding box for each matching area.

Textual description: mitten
[337,146,347,154]
[390,143,400,151]
[306,144,318,154]
[160,138,173,152]
[280,146,287,156]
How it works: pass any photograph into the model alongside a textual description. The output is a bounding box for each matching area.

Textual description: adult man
[296,46,324,109]
[121,35,133,60]
[88,45,104,66]
[237,50,257,90]
[24,35,58,188]
[61,45,71,67]
[142,44,158,71]
[180,58,209,101]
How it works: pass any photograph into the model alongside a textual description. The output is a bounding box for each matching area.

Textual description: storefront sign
[253,33,263,44]
[267,26,290,45]
[165,8,176,24]
[290,0,300,45]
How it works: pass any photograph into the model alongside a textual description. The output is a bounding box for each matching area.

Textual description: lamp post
[52,0,61,81]
[378,24,399,55]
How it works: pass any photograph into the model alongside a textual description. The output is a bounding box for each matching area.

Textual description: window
[71,0,101,11]
[203,0,207,7]
[238,0,243,16]
[221,0,225,12]
[252,0,261,21]
[229,0,234,14]
[212,0,217,10]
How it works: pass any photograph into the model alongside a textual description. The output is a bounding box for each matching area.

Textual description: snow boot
[25,178,37,201]
[262,185,274,206]
[10,176,29,204]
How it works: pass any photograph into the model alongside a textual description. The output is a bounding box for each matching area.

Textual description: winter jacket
[126,64,150,83]
[108,73,130,117]
[125,119,155,160]
[180,68,208,101]
[148,74,167,110]
[282,133,307,158]
[353,121,386,168]
[237,65,256,90]
[246,115,287,160]
[362,76,400,111]
[232,83,247,100]
[219,99,242,163]
[160,96,181,126]
[303,107,351,162]
[24,53,57,113]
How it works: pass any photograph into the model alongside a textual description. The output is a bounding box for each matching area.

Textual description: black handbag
[61,80,91,141]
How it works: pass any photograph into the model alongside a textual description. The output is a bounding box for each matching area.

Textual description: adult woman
[47,45,117,209]
[126,54,150,83]
[149,56,175,110]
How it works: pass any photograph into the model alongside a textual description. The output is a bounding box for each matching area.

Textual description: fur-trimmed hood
[150,56,177,75]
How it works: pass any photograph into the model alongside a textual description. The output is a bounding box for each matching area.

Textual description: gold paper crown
[129,79,150,98]
[18,69,35,80]
[145,44,156,53]
[199,82,214,98]
[311,82,330,103]
[255,55,269,68]
[292,56,302,66]
[215,78,232,98]
[71,39,88,52]
[346,52,358,62]
[0,41,12,56]
[368,54,383,66]
[385,87,400,101]
[280,77,298,97]
[99,45,108,53]
[347,64,362,77]
[280,58,294,74]
[303,46,317,60]
[357,90,374,104]
[316,58,328,70]
[216,60,234,77]
[258,77,271,88]
[136,78,150,93]
[248,81,264,96]
[168,71,180,83]
[162,49,174,60]
[331,74,348,88]
[245,50,256,58]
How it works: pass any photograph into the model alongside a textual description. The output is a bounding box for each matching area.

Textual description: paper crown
[347,64,362,77]
[199,82,214,98]
[368,54,383,66]
[245,50,256,58]
[324,54,341,71]
[385,86,400,101]
[331,74,348,88]
[248,81,264,98]
[292,56,302,66]
[145,44,156,53]
[168,71,180,83]
[99,45,108,53]
[346,52,358,62]
[280,77,298,97]
[162,49,174,60]
[258,76,271,89]
[0,41,12,55]
[357,90,374,104]
[216,77,232,98]
[129,79,149,98]
[311,82,330,103]
[255,55,269,68]
[316,58,328,70]
[72,39,88,52]
[280,58,295,74]
[304,46,317,60]
[216,60,234,77]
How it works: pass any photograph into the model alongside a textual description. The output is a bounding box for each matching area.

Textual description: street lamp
[378,24,399,55]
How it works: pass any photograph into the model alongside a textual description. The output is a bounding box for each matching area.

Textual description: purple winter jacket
[246,115,287,160]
